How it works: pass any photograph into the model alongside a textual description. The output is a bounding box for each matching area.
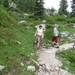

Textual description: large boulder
[60,31,69,37]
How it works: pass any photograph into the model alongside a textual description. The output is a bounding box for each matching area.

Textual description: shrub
[67,17,75,23]
[45,16,56,24]
[55,15,67,22]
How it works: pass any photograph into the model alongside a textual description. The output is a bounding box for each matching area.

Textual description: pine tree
[34,0,44,19]
[14,0,35,12]
[58,0,68,15]
[3,0,9,8]
[71,0,75,17]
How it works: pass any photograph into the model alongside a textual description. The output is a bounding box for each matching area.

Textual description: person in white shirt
[34,25,44,47]
[52,25,59,48]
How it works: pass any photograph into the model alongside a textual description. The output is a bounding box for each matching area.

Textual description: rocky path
[36,43,74,75]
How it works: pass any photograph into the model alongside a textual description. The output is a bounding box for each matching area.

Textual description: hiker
[52,24,59,48]
[34,25,44,46]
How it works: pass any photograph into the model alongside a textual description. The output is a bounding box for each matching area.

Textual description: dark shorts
[52,36,58,43]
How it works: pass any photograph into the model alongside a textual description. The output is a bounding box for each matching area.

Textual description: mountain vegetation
[34,0,44,19]
[0,5,37,75]
[71,0,75,17]
[0,0,75,75]
[58,0,68,15]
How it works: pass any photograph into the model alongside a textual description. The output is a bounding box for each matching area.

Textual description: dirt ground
[36,43,74,75]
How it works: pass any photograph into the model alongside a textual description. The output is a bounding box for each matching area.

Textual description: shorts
[52,36,58,43]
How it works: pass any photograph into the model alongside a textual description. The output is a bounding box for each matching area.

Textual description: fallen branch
[31,58,40,67]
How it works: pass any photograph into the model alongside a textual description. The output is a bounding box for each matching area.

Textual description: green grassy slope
[0,5,75,75]
[0,5,37,75]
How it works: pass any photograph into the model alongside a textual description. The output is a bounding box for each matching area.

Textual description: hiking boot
[56,46,59,48]
[54,43,56,45]
[52,45,54,47]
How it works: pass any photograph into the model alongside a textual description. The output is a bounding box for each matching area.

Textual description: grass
[44,22,75,46]
[0,24,38,75]
[0,5,75,75]
[0,6,38,75]
[56,48,75,74]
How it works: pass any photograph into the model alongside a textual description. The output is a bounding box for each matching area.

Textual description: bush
[55,15,67,22]
[45,15,67,24]
[45,16,56,24]
[67,17,75,23]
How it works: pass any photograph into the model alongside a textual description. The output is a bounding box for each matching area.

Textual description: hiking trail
[35,43,74,75]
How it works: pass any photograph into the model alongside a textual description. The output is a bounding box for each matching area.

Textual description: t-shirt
[35,28,44,38]
[53,27,59,36]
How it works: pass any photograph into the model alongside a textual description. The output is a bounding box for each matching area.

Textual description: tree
[58,0,68,15]
[34,0,44,19]
[14,0,35,12]
[50,7,56,16]
[3,0,9,8]
[71,0,75,17]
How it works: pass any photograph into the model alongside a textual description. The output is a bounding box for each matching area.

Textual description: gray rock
[18,20,26,24]
[9,2,17,8]
[42,20,46,23]
[0,65,4,71]
[27,66,35,71]
[60,31,69,37]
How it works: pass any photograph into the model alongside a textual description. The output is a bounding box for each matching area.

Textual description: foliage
[54,15,67,22]
[56,49,75,74]
[13,0,36,12]
[34,0,45,19]
[44,24,53,44]
[44,15,75,45]
[3,0,9,8]
[71,0,75,17]
[1,1,75,75]
[67,17,75,23]
[45,15,67,24]
[0,5,38,75]
[50,7,56,16]
[45,16,56,24]
[58,0,68,15]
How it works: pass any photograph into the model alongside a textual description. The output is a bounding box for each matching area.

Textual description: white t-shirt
[53,27,59,36]
[35,28,44,38]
